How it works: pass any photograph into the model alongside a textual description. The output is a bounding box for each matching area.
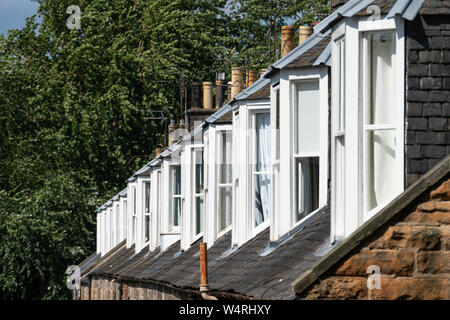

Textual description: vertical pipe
[200,242,209,291]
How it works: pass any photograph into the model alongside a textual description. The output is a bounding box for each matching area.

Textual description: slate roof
[246,84,271,101]
[286,35,331,68]
[82,207,331,299]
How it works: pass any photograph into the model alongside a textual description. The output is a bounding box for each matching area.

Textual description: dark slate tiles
[84,208,330,299]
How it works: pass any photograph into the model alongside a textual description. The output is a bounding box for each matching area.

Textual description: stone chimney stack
[168,119,177,146]
[299,26,313,45]
[231,67,244,99]
[191,82,202,109]
[281,26,296,57]
[246,70,258,88]
[202,81,213,109]
[215,80,225,108]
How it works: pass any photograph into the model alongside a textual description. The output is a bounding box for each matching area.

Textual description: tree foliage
[0,0,330,299]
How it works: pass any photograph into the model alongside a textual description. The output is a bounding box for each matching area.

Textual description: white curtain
[254,113,271,226]
[367,32,397,211]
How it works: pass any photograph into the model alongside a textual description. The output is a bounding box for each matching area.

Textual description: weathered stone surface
[302,277,367,300]
[369,277,449,300]
[333,249,415,276]
[430,180,450,200]
[417,251,450,273]
[403,210,450,225]
[417,200,450,212]
[369,225,442,250]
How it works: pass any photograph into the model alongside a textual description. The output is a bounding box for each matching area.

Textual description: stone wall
[298,178,449,300]
[81,276,192,300]
[406,8,450,186]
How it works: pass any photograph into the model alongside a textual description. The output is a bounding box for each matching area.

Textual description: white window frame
[249,106,271,237]
[149,166,161,251]
[169,163,182,233]
[141,177,151,250]
[126,181,137,248]
[271,67,328,242]
[215,128,233,239]
[331,16,405,240]
[205,124,233,247]
[290,77,326,228]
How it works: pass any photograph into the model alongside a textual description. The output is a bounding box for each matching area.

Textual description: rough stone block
[333,249,415,276]
[417,251,450,273]
[369,225,441,250]
[422,103,441,116]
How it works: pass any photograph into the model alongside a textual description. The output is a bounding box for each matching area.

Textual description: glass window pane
[365,130,397,212]
[195,150,203,194]
[255,113,271,172]
[133,187,136,215]
[296,157,319,222]
[123,201,127,238]
[254,173,271,227]
[367,31,396,125]
[218,131,232,184]
[173,197,181,227]
[276,89,280,160]
[195,196,204,235]
[145,215,150,242]
[296,80,320,154]
[218,186,232,232]
[172,165,181,196]
[145,182,150,213]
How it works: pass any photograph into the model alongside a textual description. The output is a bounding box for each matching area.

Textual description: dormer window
[331,17,405,240]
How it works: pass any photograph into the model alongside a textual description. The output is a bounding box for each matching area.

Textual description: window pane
[145,182,150,213]
[367,31,396,125]
[173,197,181,227]
[195,196,204,235]
[218,186,232,232]
[133,187,136,215]
[255,113,271,172]
[116,204,120,240]
[171,165,181,195]
[145,215,150,242]
[254,112,271,227]
[123,201,127,238]
[365,130,396,212]
[254,174,271,227]
[296,80,320,154]
[132,216,136,242]
[296,157,319,222]
[337,39,345,131]
[275,89,280,160]
[195,150,203,194]
[218,131,232,184]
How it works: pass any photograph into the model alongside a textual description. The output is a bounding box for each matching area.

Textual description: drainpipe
[199,242,218,300]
